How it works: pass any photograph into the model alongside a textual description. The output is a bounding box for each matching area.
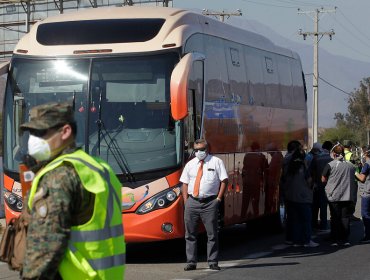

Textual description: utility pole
[298,7,336,145]
[202,9,242,22]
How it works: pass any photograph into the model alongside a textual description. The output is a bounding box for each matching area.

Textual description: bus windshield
[3,53,182,176]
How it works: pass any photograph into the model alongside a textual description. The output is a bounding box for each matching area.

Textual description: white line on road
[243,251,271,259]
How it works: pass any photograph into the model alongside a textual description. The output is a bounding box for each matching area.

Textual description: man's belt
[189,195,217,203]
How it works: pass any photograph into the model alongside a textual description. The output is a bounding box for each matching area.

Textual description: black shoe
[209,264,221,270]
[184,264,196,271]
[360,237,370,244]
[350,215,361,222]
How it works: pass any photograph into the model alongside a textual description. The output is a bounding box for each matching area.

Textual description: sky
[173,0,370,64]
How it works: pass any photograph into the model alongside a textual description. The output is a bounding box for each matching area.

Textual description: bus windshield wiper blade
[96,91,134,181]
[97,120,135,182]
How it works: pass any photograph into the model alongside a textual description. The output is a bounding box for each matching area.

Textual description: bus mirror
[0,60,10,76]
[170,52,205,120]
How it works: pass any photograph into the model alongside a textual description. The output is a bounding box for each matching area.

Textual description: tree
[319,77,370,146]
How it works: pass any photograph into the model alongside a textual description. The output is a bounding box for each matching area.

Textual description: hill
[229,17,370,128]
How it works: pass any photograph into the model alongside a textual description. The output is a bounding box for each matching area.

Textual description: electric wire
[243,0,297,9]
[334,36,370,61]
[305,73,353,96]
[337,8,370,44]
[319,76,352,96]
[329,11,370,50]
[271,0,325,7]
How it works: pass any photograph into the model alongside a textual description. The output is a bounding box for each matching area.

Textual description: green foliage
[320,77,370,146]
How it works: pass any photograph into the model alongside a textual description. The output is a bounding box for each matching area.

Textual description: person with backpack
[20,102,125,279]
[281,141,318,247]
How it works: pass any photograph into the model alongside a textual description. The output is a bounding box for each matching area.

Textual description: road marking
[243,251,271,259]
[220,262,240,267]
[271,244,290,250]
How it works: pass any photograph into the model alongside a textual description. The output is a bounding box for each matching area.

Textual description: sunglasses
[29,124,64,138]
[194,147,206,152]
[29,129,49,137]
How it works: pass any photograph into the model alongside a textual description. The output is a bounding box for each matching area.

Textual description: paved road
[123,218,369,280]
[0,200,368,280]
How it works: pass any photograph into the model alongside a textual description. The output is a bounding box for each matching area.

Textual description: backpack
[0,208,30,271]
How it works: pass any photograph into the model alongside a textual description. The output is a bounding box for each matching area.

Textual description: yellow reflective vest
[28,149,125,279]
[344,150,353,162]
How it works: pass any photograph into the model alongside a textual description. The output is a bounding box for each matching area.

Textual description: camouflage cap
[20,102,75,131]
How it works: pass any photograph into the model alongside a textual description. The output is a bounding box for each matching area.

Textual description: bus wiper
[96,91,135,182]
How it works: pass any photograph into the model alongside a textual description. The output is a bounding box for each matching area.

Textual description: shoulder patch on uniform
[36,201,48,218]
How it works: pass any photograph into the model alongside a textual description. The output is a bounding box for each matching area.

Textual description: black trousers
[184,196,219,265]
[328,201,352,243]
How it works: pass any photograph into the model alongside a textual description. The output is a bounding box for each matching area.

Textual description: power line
[334,36,370,61]
[330,12,370,50]
[337,8,370,44]
[244,0,333,9]
[243,0,297,9]
[319,76,352,96]
[272,0,322,7]
[306,73,353,96]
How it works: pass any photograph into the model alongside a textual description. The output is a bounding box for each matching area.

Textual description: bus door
[184,60,204,158]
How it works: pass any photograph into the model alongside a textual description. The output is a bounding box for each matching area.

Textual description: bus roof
[14,6,297,59]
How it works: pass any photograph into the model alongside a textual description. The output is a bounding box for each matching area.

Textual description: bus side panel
[198,35,307,226]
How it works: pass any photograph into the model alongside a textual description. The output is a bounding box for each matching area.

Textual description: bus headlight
[4,190,23,212]
[136,184,181,214]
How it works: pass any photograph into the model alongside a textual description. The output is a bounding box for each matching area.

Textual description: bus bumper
[122,197,185,243]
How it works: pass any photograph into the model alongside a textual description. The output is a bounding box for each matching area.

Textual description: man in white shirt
[180,139,228,271]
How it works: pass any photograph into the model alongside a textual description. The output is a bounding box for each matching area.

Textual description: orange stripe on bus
[3,174,14,192]
[165,169,182,187]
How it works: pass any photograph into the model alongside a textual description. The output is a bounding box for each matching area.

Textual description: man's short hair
[322,140,333,151]
[332,144,344,156]
[194,139,208,148]
[287,140,301,153]
[364,145,370,157]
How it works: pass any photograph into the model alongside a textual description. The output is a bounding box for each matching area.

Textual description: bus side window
[190,61,204,140]
[185,88,195,158]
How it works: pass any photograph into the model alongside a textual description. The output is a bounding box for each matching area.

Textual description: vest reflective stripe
[89,254,126,271]
[28,150,125,279]
[69,243,126,270]
[70,224,123,242]
[47,155,120,226]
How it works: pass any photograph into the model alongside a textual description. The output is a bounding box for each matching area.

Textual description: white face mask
[28,134,51,161]
[195,150,207,160]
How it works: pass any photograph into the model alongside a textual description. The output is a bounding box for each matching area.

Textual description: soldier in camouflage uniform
[20,102,125,280]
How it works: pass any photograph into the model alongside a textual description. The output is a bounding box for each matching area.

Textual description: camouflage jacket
[22,147,94,279]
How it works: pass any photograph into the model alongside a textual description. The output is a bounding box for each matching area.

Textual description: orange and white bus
[1,6,308,242]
